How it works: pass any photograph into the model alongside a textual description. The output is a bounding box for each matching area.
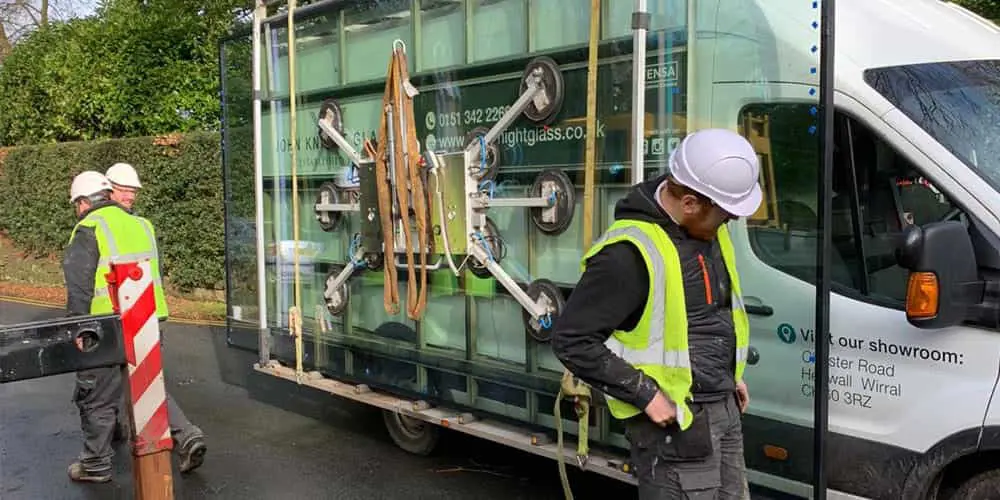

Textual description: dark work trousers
[75,369,204,473]
[625,393,749,500]
[115,392,202,446]
[77,327,204,473]
[113,328,204,449]
[73,366,123,474]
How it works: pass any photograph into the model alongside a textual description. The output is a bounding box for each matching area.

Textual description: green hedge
[0,132,230,292]
[223,124,258,305]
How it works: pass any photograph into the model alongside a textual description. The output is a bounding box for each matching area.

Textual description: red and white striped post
[106,260,174,500]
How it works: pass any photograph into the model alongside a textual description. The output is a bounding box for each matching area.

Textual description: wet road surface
[1,301,794,499]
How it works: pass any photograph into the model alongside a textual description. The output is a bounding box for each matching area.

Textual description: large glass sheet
[225,0,831,496]
[419,0,465,71]
[222,35,257,326]
[343,0,413,83]
[712,1,823,495]
[529,0,590,51]
[470,0,527,62]
[603,0,686,40]
[264,14,341,98]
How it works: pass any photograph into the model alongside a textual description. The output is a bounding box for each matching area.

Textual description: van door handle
[742,296,773,317]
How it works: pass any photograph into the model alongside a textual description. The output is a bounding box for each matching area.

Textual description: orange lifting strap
[375,43,430,320]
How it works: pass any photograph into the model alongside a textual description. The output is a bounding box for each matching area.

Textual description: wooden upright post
[107,261,175,499]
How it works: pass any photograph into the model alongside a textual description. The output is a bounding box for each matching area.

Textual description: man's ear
[680,194,703,215]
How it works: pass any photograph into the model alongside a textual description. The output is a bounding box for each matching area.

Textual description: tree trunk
[0,23,12,62]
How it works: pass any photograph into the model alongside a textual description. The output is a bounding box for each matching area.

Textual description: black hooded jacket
[551,176,737,412]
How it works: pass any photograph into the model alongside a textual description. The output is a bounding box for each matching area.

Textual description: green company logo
[776,323,796,344]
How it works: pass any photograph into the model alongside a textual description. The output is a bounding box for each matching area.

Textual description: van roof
[706,0,1000,103]
[837,0,1000,70]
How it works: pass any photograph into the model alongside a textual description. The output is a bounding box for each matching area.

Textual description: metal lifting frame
[251,0,269,365]
[461,67,559,322]
[313,119,368,300]
[312,62,563,325]
[316,109,445,303]
[315,119,365,219]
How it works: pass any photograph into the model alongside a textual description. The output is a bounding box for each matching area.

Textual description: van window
[740,103,961,306]
[864,60,1000,193]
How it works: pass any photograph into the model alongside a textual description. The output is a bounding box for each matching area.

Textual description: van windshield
[863,59,1000,190]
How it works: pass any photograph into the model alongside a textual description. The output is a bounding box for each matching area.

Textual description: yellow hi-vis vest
[580,219,750,431]
[69,205,169,320]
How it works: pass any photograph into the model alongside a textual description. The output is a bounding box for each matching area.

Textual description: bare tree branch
[1,0,88,60]
[18,1,43,26]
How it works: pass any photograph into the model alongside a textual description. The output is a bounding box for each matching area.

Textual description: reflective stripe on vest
[599,225,691,369]
[580,219,750,431]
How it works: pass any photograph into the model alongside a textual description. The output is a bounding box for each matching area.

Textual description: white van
[232,0,1000,498]
[706,0,1000,498]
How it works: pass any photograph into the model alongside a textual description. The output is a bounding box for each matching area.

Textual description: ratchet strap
[375,43,430,319]
[555,370,592,500]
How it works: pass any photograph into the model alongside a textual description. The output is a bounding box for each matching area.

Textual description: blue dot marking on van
[777,323,797,344]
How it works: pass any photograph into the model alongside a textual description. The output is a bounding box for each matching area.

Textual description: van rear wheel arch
[930,450,1000,500]
[899,426,1000,499]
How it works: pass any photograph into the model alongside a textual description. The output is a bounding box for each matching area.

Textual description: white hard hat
[106,162,142,188]
[70,171,113,203]
[668,128,763,217]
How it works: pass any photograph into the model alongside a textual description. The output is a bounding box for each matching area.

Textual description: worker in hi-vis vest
[104,162,209,474]
[63,171,203,483]
[551,129,762,499]
[105,162,141,211]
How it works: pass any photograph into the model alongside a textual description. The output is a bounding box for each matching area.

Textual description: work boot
[68,462,112,483]
[177,435,207,474]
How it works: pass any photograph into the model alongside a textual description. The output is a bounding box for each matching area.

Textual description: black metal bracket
[1,314,126,383]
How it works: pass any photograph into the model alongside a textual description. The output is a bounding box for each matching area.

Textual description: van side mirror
[895,221,984,329]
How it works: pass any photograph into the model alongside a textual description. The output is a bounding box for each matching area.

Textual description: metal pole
[685,0,696,135]
[656,28,666,172]
[630,0,648,185]
[261,0,346,26]
[107,262,175,500]
[265,25,283,329]
[813,0,836,498]
[252,0,270,364]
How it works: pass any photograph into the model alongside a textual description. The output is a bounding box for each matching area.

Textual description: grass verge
[0,235,226,323]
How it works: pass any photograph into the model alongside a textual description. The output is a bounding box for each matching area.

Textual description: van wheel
[382,409,440,456]
[950,469,1000,499]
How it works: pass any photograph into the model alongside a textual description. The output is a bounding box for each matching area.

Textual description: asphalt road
[0,301,793,500]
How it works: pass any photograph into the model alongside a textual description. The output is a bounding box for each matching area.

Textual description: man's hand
[644,390,677,427]
[736,380,750,413]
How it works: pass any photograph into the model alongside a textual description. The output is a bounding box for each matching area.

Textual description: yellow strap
[287,0,304,384]
[581,0,601,250]
[559,2,600,496]
[555,369,593,500]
